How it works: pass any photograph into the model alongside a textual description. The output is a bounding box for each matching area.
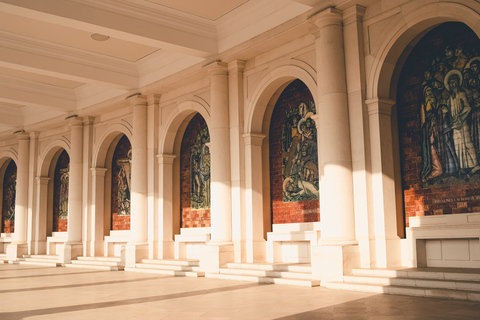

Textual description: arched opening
[1,159,16,234]
[396,22,480,267]
[180,113,211,229]
[52,150,69,233]
[110,135,132,231]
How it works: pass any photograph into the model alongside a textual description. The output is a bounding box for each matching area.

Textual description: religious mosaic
[282,101,319,202]
[112,135,132,216]
[54,150,69,220]
[398,22,480,220]
[190,127,210,210]
[2,160,17,226]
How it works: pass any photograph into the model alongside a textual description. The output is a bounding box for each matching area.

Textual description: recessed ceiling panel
[146,0,249,20]
[0,11,159,62]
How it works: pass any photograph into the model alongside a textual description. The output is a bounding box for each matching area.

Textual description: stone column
[309,8,359,281]
[157,154,175,259]
[125,94,149,267]
[243,133,266,263]
[228,60,246,262]
[27,132,39,255]
[90,167,107,256]
[367,98,401,267]
[61,118,83,263]
[200,62,234,272]
[6,132,29,260]
[35,177,50,254]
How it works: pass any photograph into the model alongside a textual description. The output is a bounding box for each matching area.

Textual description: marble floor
[1,264,480,320]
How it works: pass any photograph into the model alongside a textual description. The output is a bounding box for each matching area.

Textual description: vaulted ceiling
[0,0,355,136]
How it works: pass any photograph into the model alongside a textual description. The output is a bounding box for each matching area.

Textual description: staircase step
[65,263,123,271]
[225,262,311,273]
[125,267,204,277]
[70,260,122,267]
[351,268,480,281]
[135,263,200,272]
[343,275,480,291]
[325,281,480,302]
[206,272,319,287]
[23,255,60,260]
[18,260,61,267]
[76,256,122,263]
[140,259,199,267]
[219,267,313,280]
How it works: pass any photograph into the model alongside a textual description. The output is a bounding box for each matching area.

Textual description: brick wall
[1,160,16,233]
[397,22,480,226]
[111,135,131,231]
[180,113,211,228]
[269,79,320,224]
[53,150,69,232]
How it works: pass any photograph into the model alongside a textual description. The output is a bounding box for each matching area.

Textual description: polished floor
[1,264,480,320]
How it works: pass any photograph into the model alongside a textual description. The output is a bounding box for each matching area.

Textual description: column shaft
[67,119,83,243]
[14,133,29,243]
[208,63,232,244]
[130,95,148,244]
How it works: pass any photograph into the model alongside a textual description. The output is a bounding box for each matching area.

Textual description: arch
[246,64,317,134]
[368,1,480,100]
[38,139,70,177]
[160,97,211,155]
[0,150,18,168]
[93,122,133,168]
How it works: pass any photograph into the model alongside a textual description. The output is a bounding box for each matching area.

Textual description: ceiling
[0,0,339,136]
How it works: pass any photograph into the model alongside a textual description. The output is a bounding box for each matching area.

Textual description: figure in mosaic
[3,173,16,222]
[282,101,319,202]
[420,40,480,184]
[117,149,132,215]
[58,166,69,219]
[190,127,210,210]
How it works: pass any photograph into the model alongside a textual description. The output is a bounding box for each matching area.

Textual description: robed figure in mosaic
[58,166,69,219]
[190,127,211,210]
[282,101,319,202]
[117,149,132,215]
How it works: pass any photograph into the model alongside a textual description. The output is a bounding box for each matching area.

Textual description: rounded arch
[38,139,70,177]
[246,64,317,134]
[160,97,211,155]
[93,123,133,168]
[368,1,480,100]
[0,150,18,169]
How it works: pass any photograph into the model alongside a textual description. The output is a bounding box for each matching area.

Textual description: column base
[246,239,266,263]
[200,243,234,273]
[311,244,360,282]
[6,243,28,261]
[125,243,149,268]
[156,240,174,260]
[58,243,83,264]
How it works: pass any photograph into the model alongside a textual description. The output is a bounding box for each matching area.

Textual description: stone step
[76,256,122,263]
[325,281,480,302]
[135,263,200,272]
[225,262,311,273]
[18,260,62,267]
[206,272,320,287]
[351,268,480,281]
[140,259,199,267]
[23,255,60,260]
[125,267,204,277]
[343,275,480,291]
[70,260,122,267]
[65,263,123,271]
[219,267,313,280]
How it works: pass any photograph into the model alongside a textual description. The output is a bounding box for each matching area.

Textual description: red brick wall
[180,113,211,228]
[53,150,69,232]
[397,22,480,226]
[1,160,16,233]
[111,135,131,231]
[269,79,320,224]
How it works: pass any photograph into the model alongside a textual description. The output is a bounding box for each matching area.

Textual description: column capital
[366,98,396,116]
[157,154,176,164]
[29,131,40,139]
[242,133,266,146]
[147,93,161,106]
[309,7,343,32]
[83,116,95,126]
[228,60,246,73]
[68,117,84,127]
[90,167,108,177]
[36,176,50,185]
[205,61,228,77]
[127,93,147,107]
[14,130,29,141]
[343,5,365,26]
